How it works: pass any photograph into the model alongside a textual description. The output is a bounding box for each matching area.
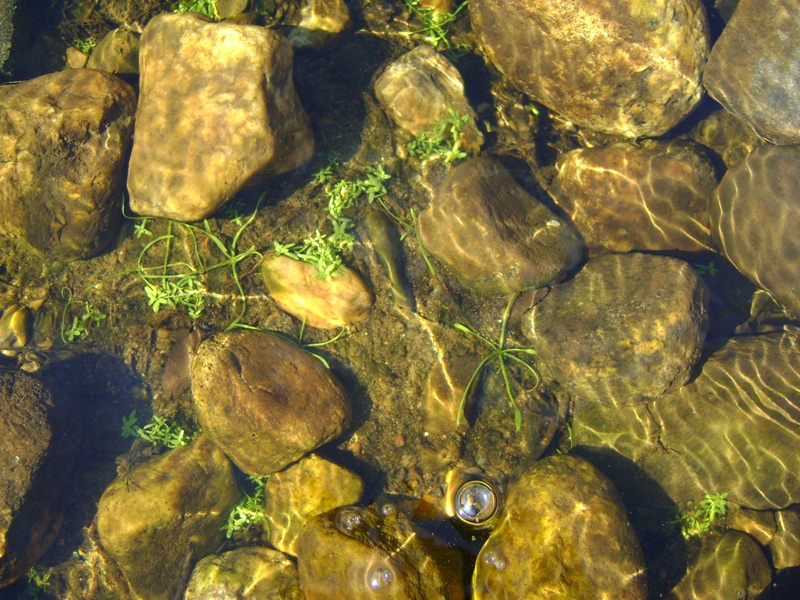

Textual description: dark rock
[550,141,717,254]
[470,0,708,138]
[704,0,800,145]
[96,435,240,600]
[473,455,647,599]
[523,253,709,404]
[0,367,79,587]
[418,157,583,295]
[190,329,351,475]
[710,144,800,320]
[296,504,464,599]
[127,12,314,221]
[0,69,136,259]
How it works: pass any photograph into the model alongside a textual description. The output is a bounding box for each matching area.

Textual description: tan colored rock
[128,12,314,221]
[550,141,716,254]
[523,253,709,404]
[263,454,363,556]
[96,435,240,600]
[0,69,136,259]
[288,0,352,51]
[771,508,800,569]
[418,157,583,295]
[470,0,708,138]
[474,455,647,599]
[704,0,800,145]
[0,368,79,587]
[374,44,483,155]
[86,27,140,75]
[261,254,374,329]
[184,546,303,600]
[296,504,464,599]
[190,329,351,475]
[710,144,800,320]
[670,532,771,599]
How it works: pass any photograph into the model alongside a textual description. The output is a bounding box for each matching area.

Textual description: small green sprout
[455,293,541,431]
[693,261,719,278]
[133,217,153,238]
[175,0,218,19]
[61,289,107,343]
[400,0,471,58]
[408,109,470,164]
[72,38,96,53]
[25,566,50,599]
[121,410,191,449]
[674,492,729,538]
[224,475,270,538]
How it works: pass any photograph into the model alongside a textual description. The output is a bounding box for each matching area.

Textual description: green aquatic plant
[24,566,50,599]
[224,475,270,538]
[407,109,470,164]
[175,0,218,19]
[72,38,97,53]
[274,164,392,279]
[121,410,191,449]
[674,492,728,538]
[693,261,719,278]
[60,289,107,343]
[400,0,471,57]
[455,293,541,431]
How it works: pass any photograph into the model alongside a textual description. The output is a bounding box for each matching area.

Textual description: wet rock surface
[95,435,239,600]
[86,27,140,75]
[261,254,374,329]
[374,44,483,154]
[523,253,709,404]
[0,68,135,259]
[184,546,303,600]
[190,329,351,475]
[473,454,647,599]
[573,331,800,511]
[263,453,364,556]
[296,503,464,599]
[470,0,708,137]
[0,367,79,587]
[710,144,800,320]
[669,532,771,599]
[704,0,800,145]
[550,141,717,254]
[287,0,351,51]
[127,12,314,221]
[418,157,583,295]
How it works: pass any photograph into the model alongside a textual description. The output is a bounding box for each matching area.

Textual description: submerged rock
[374,44,483,155]
[86,27,140,75]
[0,368,79,587]
[418,158,583,295]
[128,12,314,221]
[263,454,364,556]
[96,435,240,600]
[287,0,351,51]
[190,329,351,475]
[710,144,800,320]
[523,253,709,404]
[573,331,800,511]
[473,455,647,599]
[669,532,771,599]
[0,69,135,259]
[470,0,708,138]
[261,254,374,330]
[296,504,464,599]
[184,546,303,600]
[704,0,800,145]
[550,141,717,254]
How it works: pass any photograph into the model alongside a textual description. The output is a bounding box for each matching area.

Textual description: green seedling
[24,566,50,599]
[674,492,729,538]
[408,109,470,164]
[455,293,541,431]
[693,261,719,278]
[175,0,218,19]
[224,475,269,538]
[121,410,191,449]
[400,0,471,58]
[72,38,96,53]
[61,288,107,343]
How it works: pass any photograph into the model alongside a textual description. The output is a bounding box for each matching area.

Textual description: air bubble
[483,550,507,572]
[380,503,395,516]
[335,508,363,533]
[454,480,497,524]
[367,566,394,590]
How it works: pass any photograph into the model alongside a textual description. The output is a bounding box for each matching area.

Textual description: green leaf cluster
[455,293,541,431]
[224,475,270,538]
[121,410,191,449]
[175,0,218,19]
[408,109,470,164]
[274,164,392,279]
[61,290,107,343]
[72,38,97,53]
[24,566,50,599]
[674,492,729,538]
[401,0,470,58]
